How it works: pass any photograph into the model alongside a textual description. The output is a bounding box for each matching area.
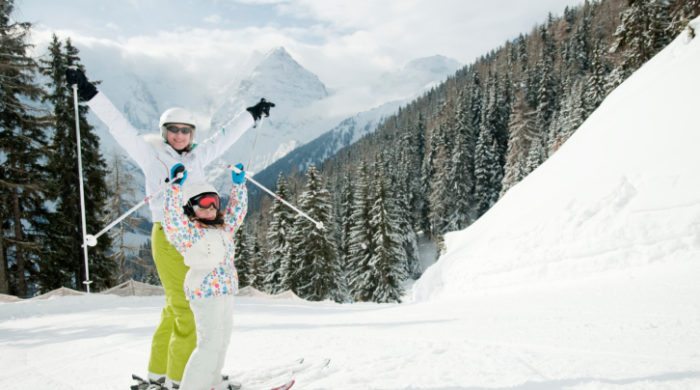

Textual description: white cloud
[19,0,584,118]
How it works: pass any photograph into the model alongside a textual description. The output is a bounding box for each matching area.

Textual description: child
[162,163,247,390]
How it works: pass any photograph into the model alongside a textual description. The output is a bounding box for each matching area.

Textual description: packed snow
[2,17,700,390]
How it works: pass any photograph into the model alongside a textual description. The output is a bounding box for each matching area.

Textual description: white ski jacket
[87,92,254,223]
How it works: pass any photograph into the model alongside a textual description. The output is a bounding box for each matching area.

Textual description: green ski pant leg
[148,223,196,382]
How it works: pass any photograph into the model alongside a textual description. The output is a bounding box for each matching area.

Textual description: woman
[66,68,273,389]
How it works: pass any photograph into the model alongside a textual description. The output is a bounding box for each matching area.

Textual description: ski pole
[84,173,184,247]
[227,164,324,230]
[70,73,92,293]
[247,116,263,170]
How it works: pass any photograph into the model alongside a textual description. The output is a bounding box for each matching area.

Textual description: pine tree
[346,160,374,301]
[234,227,253,287]
[585,40,610,113]
[288,165,341,302]
[367,156,407,303]
[445,129,473,230]
[571,8,592,75]
[427,125,450,235]
[669,0,700,36]
[501,91,536,196]
[40,36,115,292]
[534,26,558,139]
[611,0,673,77]
[248,233,266,291]
[0,1,51,297]
[264,173,294,293]
[473,122,500,218]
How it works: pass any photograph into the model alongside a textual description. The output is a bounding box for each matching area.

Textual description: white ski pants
[179,295,234,390]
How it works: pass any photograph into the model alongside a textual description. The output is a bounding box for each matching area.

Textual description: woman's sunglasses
[166,125,193,135]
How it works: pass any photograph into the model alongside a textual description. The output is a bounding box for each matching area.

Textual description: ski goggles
[166,125,193,134]
[190,193,220,210]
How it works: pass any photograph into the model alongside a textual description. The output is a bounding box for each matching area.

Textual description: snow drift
[413,20,700,301]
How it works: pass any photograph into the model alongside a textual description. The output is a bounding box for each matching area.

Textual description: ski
[238,357,329,390]
[268,379,294,390]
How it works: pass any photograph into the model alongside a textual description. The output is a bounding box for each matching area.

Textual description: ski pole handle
[228,164,324,230]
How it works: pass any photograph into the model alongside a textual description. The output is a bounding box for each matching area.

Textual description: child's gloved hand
[232,163,245,184]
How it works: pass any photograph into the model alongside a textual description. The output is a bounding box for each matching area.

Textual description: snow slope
[1,17,699,390]
[413,20,700,301]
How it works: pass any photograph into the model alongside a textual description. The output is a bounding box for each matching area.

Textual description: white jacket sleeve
[193,110,255,167]
[87,92,156,170]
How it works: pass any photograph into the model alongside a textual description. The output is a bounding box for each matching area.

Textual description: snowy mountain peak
[210,46,328,130]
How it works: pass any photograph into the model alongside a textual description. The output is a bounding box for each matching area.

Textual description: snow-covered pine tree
[247,232,267,292]
[234,227,253,287]
[473,70,506,217]
[406,115,427,230]
[347,160,375,302]
[279,242,295,293]
[392,128,421,279]
[445,128,472,231]
[40,35,115,292]
[585,40,610,113]
[534,26,559,142]
[367,155,407,303]
[288,165,341,302]
[611,0,673,78]
[427,125,450,235]
[0,0,51,296]
[570,5,593,76]
[473,118,500,218]
[565,78,587,139]
[669,0,700,36]
[501,91,536,196]
[264,173,294,293]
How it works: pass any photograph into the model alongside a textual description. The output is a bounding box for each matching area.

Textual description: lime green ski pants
[148,223,196,382]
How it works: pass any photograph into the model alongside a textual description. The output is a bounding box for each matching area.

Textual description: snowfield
[1,15,699,390]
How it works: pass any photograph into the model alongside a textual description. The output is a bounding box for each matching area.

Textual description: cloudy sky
[15,0,584,119]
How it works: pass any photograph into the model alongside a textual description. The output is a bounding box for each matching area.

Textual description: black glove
[65,68,98,101]
[246,98,275,121]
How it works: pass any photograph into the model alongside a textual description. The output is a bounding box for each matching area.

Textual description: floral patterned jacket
[163,183,247,300]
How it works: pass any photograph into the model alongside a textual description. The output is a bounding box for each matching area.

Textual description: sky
[14,0,585,94]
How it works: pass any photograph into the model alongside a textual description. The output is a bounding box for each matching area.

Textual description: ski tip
[270,379,295,390]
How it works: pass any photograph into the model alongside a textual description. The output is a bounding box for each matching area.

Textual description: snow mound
[0,294,22,303]
[236,286,302,300]
[31,287,85,300]
[413,19,700,301]
[101,280,165,297]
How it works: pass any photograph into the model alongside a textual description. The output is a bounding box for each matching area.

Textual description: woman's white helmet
[159,107,197,148]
